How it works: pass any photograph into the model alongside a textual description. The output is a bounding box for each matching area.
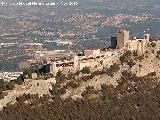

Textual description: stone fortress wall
[50,30,150,75]
[116,30,150,54]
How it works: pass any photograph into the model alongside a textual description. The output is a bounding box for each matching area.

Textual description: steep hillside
[0,78,55,110]
[0,41,160,120]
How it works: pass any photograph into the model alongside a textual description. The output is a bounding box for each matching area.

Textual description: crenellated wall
[126,34,150,54]
[50,50,119,75]
[50,30,151,76]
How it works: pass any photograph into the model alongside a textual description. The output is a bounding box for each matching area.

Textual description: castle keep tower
[117,30,129,49]
[73,55,79,71]
[144,34,150,43]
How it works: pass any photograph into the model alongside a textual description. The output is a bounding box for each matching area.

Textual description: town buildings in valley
[0,72,23,81]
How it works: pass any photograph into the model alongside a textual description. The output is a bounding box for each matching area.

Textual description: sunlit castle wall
[50,60,74,76]
[73,55,79,71]
[84,49,101,57]
[50,62,57,76]
[126,34,150,54]
[117,30,129,49]
[79,59,100,70]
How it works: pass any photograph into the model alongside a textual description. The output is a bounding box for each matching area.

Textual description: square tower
[144,34,150,43]
[117,30,129,49]
[110,37,117,49]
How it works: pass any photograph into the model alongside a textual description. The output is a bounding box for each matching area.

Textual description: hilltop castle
[50,30,150,75]
[111,30,150,54]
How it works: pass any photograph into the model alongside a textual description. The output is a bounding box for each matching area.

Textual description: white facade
[0,72,23,81]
